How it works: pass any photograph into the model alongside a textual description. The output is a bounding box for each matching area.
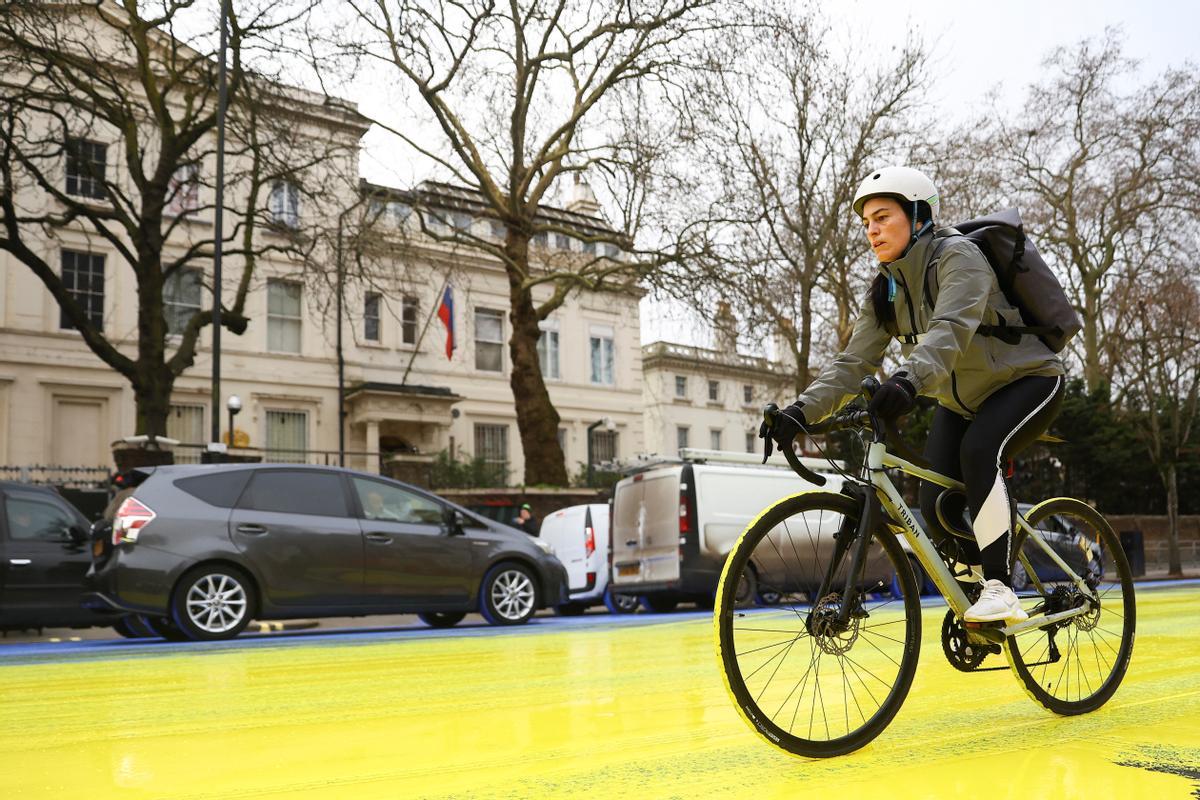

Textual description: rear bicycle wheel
[715,490,921,758]
[1005,498,1135,714]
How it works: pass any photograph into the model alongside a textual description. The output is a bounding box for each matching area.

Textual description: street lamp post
[210,0,230,446]
[586,416,616,487]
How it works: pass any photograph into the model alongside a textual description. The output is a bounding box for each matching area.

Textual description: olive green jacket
[797,228,1064,421]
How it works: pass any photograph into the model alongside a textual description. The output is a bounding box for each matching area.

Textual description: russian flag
[437,285,455,359]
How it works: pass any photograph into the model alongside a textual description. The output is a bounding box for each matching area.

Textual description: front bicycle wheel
[714,490,922,758]
[1005,498,1135,714]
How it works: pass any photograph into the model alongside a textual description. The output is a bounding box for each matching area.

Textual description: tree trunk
[1165,461,1182,576]
[797,282,813,393]
[132,368,175,439]
[1082,282,1103,392]
[505,238,568,486]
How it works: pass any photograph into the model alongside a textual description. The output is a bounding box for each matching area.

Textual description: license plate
[617,564,639,577]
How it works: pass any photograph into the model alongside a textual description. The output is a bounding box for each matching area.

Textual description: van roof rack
[616,448,843,476]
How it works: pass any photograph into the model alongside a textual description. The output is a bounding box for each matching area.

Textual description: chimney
[714,301,738,353]
[565,174,602,217]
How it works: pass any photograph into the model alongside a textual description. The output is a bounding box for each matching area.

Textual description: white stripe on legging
[971,375,1064,554]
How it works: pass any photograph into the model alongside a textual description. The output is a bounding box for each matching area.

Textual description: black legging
[918,374,1064,583]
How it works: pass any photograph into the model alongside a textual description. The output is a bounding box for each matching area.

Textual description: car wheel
[170,564,256,641]
[640,594,679,613]
[694,594,716,610]
[1011,559,1030,592]
[603,586,639,614]
[112,615,150,639]
[553,603,587,616]
[480,562,539,625]
[418,611,467,628]
[756,589,783,606]
[138,614,189,642]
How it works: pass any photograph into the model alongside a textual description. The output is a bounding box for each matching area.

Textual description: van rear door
[610,467,682,588]
[541,506,588,591]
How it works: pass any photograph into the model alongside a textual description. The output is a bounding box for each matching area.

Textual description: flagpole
[400,278,451,386]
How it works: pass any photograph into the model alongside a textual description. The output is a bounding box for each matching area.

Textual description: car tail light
[678,486,691,536]
[113,497,156,545]
[584,525,596,557]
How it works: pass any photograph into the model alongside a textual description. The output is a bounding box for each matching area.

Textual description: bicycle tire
[714,490,922,758]
[1005,498,1136,714]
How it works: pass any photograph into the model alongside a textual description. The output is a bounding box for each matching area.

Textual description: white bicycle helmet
[852,166,940,220]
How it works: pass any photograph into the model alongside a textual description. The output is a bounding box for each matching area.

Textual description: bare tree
[0,0,363,438]
[985,30,1200,391]
[328,0,726,485]
[673,7,928,394]
[1109,261,1200,576]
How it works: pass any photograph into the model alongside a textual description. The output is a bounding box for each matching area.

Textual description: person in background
[516,503,540,536]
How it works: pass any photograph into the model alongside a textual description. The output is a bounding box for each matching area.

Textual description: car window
[176,470,252,508]
[5,492,76,542]
[238,471,349,517]
[352,478,445,526]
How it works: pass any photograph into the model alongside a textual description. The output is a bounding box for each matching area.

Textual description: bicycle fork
[808,483,882,633]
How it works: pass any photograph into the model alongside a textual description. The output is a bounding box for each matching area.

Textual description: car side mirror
[445,509,467,536]
[67,524,89,543]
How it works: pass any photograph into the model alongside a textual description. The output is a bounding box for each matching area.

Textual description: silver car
[83,464,568,640]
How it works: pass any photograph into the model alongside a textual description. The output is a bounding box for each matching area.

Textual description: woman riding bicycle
[765,166,1065,624]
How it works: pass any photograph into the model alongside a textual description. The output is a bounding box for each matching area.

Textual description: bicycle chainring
[941,608,991,672]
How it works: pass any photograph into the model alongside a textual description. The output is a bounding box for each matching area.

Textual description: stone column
[366,420,380,474]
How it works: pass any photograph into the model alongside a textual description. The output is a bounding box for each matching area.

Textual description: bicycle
[714,378,1136,758]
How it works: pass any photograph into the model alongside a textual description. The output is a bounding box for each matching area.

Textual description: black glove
[868,373,917,419]
[759,402,807,458]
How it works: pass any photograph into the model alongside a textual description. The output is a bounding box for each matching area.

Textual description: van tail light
[113,497,156,545]
[584,525,595,557]
[678,487,691,537]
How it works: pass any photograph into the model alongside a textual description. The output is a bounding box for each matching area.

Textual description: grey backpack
[926,208,1082,353]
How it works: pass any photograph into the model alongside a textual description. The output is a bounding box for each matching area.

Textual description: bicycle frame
[862,441,1098,637]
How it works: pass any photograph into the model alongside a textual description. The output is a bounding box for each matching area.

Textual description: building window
[389,201,411,224]
[402,294,418,345]
[167,404,205,463]
[557,428,567,459]
[537,322,560,379]
[676,426,689,452]
[267,279,302,353]
[708,380,720,402]
[532,231,548,248]
[65,137,107,199]
[475,308,504,372]
[59,250,105,330]
[581,239,596,255]
[166,163,200,215]
[589,329,614,385]
[744,384,753,404]
[675,375,687,398]
[268,180,300,228]
[164,267,203,335]
[266,410,308,463]
[593,430,618,463]
[555,233,572,251]
[746,431,756,453]
[364,292,381,342]
[490,219,506,239]
[474,423,509,484]
[710,429,722,450]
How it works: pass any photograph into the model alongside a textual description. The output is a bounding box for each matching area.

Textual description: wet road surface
[2,582,1197,798]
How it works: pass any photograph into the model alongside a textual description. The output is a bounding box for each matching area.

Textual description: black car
[0,481,122,632]
[84,464,569,641]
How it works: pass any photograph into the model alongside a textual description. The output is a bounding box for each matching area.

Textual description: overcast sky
[639,0,1200,351]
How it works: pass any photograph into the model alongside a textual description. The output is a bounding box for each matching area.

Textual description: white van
[539,503,613,614]
[608,449,848,611]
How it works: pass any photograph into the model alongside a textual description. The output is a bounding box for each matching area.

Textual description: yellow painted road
[2,586,1197,799]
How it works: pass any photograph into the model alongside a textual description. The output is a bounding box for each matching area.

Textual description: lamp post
[226,395,242,451]
[210,0,230,446]
[586,416,616,487]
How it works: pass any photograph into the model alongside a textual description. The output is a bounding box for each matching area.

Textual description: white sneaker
[964,579,1028,623]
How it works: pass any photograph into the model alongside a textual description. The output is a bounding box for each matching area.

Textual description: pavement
[0,580,1196,798]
